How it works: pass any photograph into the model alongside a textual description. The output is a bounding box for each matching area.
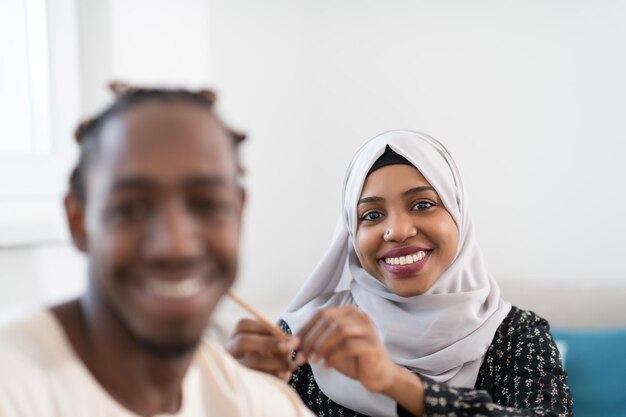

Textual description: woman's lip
[379,251,430,277]
[380,246,430,259]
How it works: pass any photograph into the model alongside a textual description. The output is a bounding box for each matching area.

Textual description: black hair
[367,145,414,176]
[69,81,246,202]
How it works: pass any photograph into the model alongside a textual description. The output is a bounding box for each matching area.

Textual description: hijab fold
[282,130,510,417]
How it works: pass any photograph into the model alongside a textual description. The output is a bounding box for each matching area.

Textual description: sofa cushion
[552,328,626,417]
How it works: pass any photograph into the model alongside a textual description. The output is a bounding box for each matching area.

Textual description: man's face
[72,100,243,353]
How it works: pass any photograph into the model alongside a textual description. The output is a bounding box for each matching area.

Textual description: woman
[228,130,573,416]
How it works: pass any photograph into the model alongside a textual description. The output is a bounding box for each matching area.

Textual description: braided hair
[70,82,246,202]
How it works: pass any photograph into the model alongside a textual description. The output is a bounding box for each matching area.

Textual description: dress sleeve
[398,311,573,417]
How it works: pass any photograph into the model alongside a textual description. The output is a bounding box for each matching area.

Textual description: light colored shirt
[0,311,314,417]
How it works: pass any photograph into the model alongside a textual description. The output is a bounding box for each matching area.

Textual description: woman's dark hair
[69,81,246,202]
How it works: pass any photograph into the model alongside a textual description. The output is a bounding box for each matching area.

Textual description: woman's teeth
[145,276,204,299]
[384,250,428,266]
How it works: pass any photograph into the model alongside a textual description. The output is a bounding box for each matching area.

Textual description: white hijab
[281,130,511,416]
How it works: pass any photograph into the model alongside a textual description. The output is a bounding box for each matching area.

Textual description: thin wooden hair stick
[227,290,288,339]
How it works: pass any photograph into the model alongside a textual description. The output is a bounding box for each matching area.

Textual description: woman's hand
[227,318,299,382]
[297,306,425,415]
[295,305,400,393]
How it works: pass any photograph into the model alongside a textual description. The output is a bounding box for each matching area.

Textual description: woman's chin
[377,270,438,297]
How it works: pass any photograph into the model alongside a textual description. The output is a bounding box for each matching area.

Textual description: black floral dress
[279,306,573,417]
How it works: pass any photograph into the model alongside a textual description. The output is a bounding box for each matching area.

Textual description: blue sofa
[552,328,626,417]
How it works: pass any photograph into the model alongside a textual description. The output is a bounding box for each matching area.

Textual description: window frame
[0,0,79,245]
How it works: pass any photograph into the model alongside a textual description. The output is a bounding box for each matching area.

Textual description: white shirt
[0,311,314,417]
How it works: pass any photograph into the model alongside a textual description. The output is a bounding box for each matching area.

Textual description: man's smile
[143,275,206,300]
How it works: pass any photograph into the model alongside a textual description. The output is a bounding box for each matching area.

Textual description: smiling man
[0,84,313,417]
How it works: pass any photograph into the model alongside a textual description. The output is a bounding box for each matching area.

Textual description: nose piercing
[385,230,390,236]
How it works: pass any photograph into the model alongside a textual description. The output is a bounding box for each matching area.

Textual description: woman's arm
[382,366,425,416]
[398,310,573,417]
[289,306,427,414]
[282,308,572,417]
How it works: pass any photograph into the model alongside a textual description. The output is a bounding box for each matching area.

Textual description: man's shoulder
[0,311,64,416]
[0,310,64,379]
[194,339,277,387]
[193,340,314,417]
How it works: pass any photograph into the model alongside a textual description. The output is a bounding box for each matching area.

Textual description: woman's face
[355,164,459,297]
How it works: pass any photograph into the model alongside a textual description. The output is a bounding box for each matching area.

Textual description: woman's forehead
[360,164,433,196]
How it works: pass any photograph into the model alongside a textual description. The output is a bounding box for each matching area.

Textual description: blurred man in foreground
[0,84,313,417]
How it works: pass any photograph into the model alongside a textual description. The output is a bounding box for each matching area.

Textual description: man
[0,84,313,417]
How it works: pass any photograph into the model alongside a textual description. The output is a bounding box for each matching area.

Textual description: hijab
[281,130,511,416]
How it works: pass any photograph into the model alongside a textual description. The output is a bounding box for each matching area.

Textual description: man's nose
[144,200,200,260]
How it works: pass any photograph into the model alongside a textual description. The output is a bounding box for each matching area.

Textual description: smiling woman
[229,130,573,417]
[355,161,459,297]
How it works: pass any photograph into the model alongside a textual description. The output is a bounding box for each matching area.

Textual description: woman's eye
[361,211,384,222]
[411,201,435,211]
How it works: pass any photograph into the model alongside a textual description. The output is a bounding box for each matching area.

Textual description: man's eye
[189,198,231,217]
[108,201,152,222]
[361,211,383,222]
[411,201,435,211]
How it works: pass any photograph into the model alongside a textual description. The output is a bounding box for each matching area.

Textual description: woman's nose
[383,214,417,242]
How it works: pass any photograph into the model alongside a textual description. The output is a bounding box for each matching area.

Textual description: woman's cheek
[354,229,380,276]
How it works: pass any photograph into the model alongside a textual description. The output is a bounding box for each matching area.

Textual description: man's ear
[64,191,88,253]
[237,185,246,215]
[236,185,246,234]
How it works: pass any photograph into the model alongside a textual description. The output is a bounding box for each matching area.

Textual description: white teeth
[385,251,428,266]
[145,276,204,299]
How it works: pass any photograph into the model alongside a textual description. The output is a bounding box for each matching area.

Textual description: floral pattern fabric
[279,306,573,417]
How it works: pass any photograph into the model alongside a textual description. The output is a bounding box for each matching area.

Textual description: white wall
[2,1,626,325]
[207,1,626,309]
[0,0,213,322]
[79,0,212,115]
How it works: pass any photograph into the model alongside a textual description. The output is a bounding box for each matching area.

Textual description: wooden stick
[227,291,287,339]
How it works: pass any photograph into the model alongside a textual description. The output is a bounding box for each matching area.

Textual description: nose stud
[385,230,391,236]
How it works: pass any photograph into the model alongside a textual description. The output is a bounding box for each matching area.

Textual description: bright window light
[0,0,51,154]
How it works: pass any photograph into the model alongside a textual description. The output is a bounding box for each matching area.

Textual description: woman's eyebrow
[403,186,436,197]
[357,196,384,205]
[358,186,436,205]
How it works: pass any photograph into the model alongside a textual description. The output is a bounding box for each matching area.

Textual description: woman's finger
[234,318,280,335]
[312,311,372,361]
[297,307,355,359]
[237,354,297,375]
[298,307,360,362]
[322,337,372,368]
[227,332,296,358]
[296,306,357,337]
